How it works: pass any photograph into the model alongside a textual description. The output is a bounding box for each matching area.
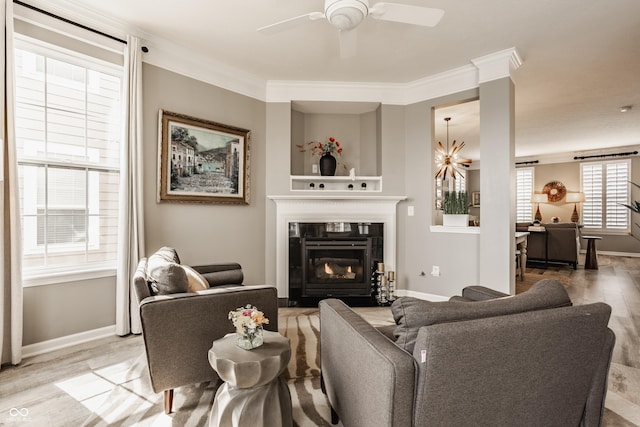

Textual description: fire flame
[323,263,353,277]
[324,263,334,275]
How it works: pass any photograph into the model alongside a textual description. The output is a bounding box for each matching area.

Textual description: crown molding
[24,1,521,105]
[264,53,510,105]
[401,63,479,105]
[265,62,479,105]
[265,80,406,104]
[471,47,522,84]
[141,38,268,101]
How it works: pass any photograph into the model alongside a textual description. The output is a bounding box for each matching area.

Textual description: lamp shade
[531,193,548,203]
[566,192,585,203]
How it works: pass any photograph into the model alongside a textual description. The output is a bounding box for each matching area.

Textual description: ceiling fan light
[325,0,368,30]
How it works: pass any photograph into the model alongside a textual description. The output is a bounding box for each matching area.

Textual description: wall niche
[290,101,381,177]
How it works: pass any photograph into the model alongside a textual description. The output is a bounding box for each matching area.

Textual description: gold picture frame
[471,191,480,207]
[157,110,250,204]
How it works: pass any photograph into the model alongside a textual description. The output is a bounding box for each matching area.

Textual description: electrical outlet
[312,164,318,174]
[431,266,440,277]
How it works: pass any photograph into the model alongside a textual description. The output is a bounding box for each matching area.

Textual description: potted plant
[620,180,640,231]
[442,190,469,227]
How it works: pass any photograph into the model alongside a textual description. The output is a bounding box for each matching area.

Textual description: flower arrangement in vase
[228,304,269,350]
[297,137,346,176]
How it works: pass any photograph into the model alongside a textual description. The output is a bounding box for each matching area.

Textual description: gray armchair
[320,280,615,426]
[133,251,279,414]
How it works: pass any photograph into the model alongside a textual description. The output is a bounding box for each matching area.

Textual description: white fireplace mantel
[268,195,406,298]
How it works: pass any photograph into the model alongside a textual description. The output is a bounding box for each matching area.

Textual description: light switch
[312,164,318,174]
[408,206,415,216]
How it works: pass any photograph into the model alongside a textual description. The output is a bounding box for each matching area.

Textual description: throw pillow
[182,265,209,292]
[151,246,181,264]
[392,279,571,353]
[146,247,188,295]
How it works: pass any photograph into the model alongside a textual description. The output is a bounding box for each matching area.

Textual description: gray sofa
[319,280,615,426]
[132,247,279,413]
[516,222,581,269]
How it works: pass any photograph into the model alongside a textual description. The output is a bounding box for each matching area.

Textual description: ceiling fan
[257,0,444,58]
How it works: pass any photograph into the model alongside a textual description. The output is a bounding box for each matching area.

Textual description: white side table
[208,330,292,427]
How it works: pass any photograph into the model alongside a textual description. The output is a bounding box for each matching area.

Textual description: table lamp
[566,192,586,223]
[531,193,547,222]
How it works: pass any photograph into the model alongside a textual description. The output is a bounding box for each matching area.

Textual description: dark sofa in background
[516,222,581,269]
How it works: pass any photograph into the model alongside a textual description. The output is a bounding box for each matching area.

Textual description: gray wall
[141,64,267,283]
[290,110,379,176]
[23,277,115,345]
[400,89,481,298]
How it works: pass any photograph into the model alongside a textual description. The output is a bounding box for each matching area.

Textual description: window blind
[15,39,122,274]
[516,168,534,222]
[581,160,630,231]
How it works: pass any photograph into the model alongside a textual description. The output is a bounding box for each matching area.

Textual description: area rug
[517,265,573,294]
[81,308,337,427]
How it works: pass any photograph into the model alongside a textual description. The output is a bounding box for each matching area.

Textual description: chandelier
[434,117,472,180]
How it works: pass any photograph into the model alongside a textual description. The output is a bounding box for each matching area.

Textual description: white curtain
[0,0,23,369]
[115,35,145,336]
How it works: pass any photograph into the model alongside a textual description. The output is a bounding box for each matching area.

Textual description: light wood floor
[521,254,640,426]
[1,254,639,426]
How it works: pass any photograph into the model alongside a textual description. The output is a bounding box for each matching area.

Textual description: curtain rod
[13,0,127,45]
[573,151,638,161]
[516,160,539,166]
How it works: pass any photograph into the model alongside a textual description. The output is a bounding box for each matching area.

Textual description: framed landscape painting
[158,110,251,204]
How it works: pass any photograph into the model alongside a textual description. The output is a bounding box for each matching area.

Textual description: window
[14,38,123,277]
[435,170,466,210]
[516,167,534,222]
[581,160,630,232]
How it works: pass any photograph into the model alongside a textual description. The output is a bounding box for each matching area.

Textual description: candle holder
[373,263,395,306]
[387,271,396,302]
[372,263,388,306]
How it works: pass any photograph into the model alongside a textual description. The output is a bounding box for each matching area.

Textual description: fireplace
[289,222,383,305]
[268,195,404,303]
[302,238,371,297]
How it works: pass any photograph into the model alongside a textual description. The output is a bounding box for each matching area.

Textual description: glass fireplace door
[301,238,371,297]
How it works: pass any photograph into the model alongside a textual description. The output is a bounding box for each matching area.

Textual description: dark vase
[319,152,337,176]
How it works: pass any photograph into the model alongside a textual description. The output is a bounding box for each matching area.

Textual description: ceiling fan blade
[369,3,444,27]
[257,12,325,34]
[339,29,358,58]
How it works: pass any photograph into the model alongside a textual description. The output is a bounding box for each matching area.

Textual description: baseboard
[396,289,448,301]
[579,250,640,258]
[22,325,116,359]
